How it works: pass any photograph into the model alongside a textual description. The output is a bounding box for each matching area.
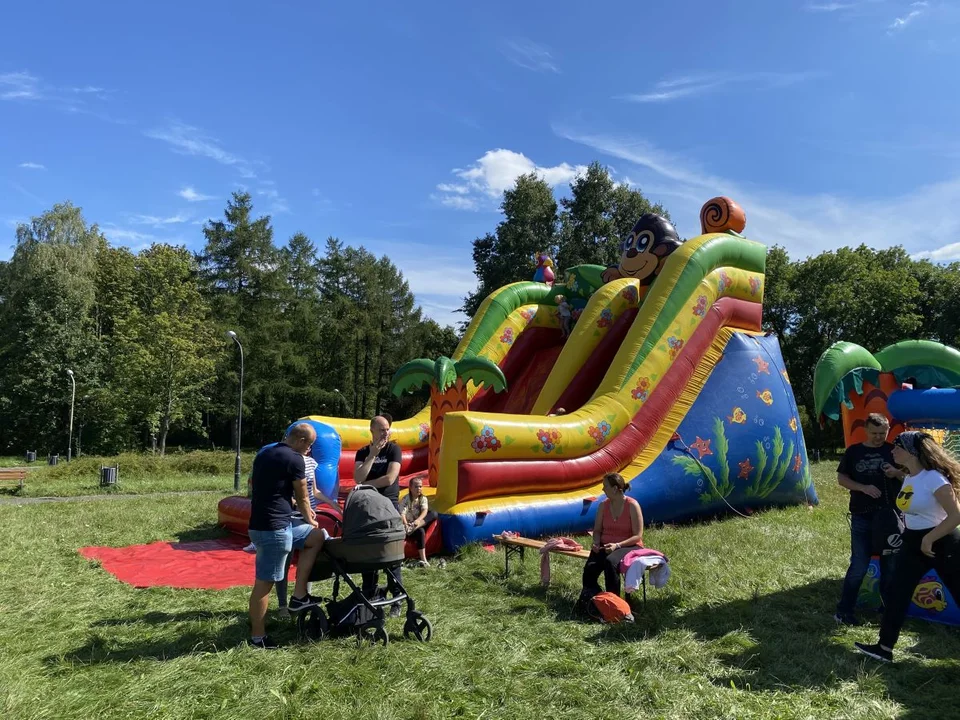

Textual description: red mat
[79,536,297,590]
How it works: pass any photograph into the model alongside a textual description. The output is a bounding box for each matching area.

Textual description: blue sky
[3,0,959,327]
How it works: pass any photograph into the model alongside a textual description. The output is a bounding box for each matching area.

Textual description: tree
[198,192,291,446]
[461,174,559,317]
[114,244,217,454]
[391,356,506,485]
[557,163,672,272]
[0,203,103,453]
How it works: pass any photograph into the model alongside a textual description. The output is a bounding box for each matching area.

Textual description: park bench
[494,533,658,604]
[0,469,27,492]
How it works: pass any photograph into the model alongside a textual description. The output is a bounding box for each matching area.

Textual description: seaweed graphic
[672,416,734,504]
[745,426,794,499]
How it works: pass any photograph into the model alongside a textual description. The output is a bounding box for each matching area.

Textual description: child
[400,477,436,567]
[556,295,573,338]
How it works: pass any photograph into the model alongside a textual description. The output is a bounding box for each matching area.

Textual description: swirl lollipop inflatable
[700,197,746,235]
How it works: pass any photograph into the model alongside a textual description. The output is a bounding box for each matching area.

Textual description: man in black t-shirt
[247,423,326,649]
[835,413,906,625]
[354,414,403,507]
[354,414,404,615]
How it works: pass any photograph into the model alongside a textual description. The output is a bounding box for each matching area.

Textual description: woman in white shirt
[856,431,960,663]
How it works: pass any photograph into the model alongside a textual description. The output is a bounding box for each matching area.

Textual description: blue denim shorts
[248,523,314,582]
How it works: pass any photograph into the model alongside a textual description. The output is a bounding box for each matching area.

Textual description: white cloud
[499,38,560,74]
[129,213,190,228]
[618,71,821,103]
[805,1,877,11]
[0,71,41,100]
[146,121,256,177]
[18,162,45,170]
[913,242,960,261]
[434,148,586,210]
[178,186,214,202]
[554,125,960,263]
[889,2,927,32]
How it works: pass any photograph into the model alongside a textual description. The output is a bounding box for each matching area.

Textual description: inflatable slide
[220,197,817,552]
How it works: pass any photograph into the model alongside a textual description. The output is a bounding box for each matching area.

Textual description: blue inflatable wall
[254,421,342,499]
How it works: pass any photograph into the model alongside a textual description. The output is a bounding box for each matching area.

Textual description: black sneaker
[834,612,863,627]
[248,635,279,650]
[288,594,320,613]
[855,642,893,663]
[389,602,402,618]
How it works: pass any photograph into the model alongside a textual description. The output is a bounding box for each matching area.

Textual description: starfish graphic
[753,356,770,374]
[793,454,802,473]
[738,457,754,479]
[690,436,712,458]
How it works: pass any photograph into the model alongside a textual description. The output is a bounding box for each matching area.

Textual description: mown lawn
[0,462,956,719]
[0,451,256,498]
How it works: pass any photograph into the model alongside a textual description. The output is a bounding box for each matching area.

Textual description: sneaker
[834,612,862,627]
[288,594,320,613]
[417,560,430,568]
[242,542,256,554]
[855,642,893,663]
[389,602,402,618]
[248,635,279,650]
[276,606,290,618]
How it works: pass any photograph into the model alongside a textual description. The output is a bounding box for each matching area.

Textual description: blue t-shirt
[249,443,306,531]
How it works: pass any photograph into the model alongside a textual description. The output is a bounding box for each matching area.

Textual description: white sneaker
[243,542,256,554]
[320,528,330,541]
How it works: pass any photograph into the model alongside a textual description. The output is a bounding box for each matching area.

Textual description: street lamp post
[66,369,76,462]
[333,388,346,415]
[226,330,244,493]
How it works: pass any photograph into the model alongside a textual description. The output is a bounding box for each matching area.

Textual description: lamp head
[225,330,238,340]
[66,369,74,377]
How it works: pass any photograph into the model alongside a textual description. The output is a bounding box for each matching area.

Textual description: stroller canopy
[342,487,406,545]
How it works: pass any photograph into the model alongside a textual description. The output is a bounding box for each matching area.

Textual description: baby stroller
[297,486,432,647]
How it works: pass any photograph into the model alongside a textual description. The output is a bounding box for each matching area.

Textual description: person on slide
[580,472,645,600]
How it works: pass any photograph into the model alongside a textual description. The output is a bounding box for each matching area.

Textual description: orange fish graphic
[912,581,947,612]
[789,417,798,432]
[727,407,747,424]
[756,390,773,406]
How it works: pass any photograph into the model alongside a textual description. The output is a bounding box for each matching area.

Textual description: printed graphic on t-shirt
[855,455,886,476]
[896,486,914,511]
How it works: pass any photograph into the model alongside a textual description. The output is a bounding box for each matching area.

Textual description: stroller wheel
[357,625,389,648]
[298,607,329,643]
[403,614,433,642]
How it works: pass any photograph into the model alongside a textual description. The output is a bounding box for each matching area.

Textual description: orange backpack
[590,592,635,624]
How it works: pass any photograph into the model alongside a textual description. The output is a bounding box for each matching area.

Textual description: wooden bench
[0,469,26,492]
[494,533,653,604]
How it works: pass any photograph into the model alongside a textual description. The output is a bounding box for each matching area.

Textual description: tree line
[3,164,953,458]
[0,193,457,456]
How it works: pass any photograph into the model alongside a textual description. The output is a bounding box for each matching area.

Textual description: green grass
[0,451,258,498]
[0,462,957,719]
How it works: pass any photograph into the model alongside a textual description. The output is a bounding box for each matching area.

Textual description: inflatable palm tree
[391,356,507,486]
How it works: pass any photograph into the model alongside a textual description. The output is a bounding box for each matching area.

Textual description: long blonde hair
[917,435,960,493]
